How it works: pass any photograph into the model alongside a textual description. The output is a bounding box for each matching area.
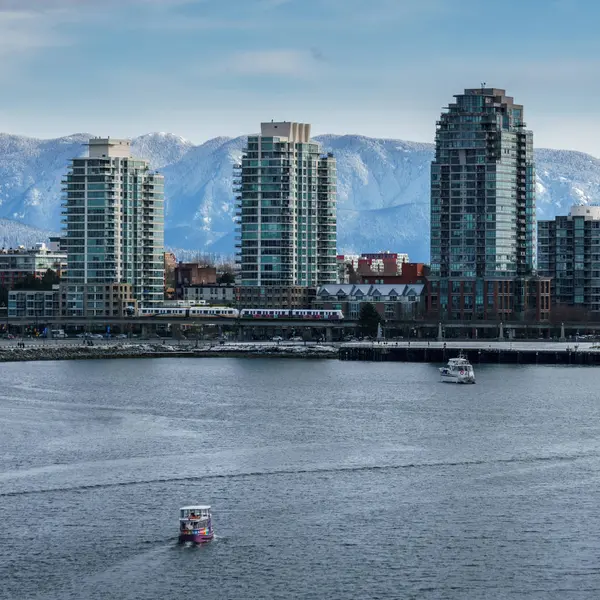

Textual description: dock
[339,341,600,365]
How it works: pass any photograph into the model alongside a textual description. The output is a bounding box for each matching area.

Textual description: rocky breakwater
[193,342,338,359]
[0,342,339,363]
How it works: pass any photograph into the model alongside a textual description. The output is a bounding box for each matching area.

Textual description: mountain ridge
[1,131,599,261]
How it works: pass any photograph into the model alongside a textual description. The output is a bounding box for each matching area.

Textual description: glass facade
[430,88,535,280]
[62,141,165,316]
[538,209,600,313]
[235,125,337,287]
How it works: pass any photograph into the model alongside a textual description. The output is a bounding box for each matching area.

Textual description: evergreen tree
[217,272,235,285]
[358,302,381,337]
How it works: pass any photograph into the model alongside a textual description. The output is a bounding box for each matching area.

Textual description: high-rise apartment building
[235,122,337,288]
[538,205,600,316]
[431,87,535,279]
[428,87,548,321]
[62,138,165,317]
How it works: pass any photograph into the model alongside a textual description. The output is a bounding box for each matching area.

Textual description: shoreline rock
[0,342,339,363]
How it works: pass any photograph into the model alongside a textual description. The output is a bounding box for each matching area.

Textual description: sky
[1,0,599,155]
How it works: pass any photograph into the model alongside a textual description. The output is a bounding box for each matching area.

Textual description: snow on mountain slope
[0,133,90,229]
[161,136,243,244]
[1,132,600,261]
[0,218,57,249]
[131,133,194,169]
[534,149,600,218]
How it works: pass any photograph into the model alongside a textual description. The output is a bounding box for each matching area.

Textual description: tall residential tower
[431,87,535,279]
[62,138,165,317]
[235,122,337,290]
[428,88,548,321]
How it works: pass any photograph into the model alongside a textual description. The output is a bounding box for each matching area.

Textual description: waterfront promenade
[340,339,600,364]
[0,337,599,364]
[344,339,600,352]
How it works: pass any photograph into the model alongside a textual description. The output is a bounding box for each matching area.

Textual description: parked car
[290,336,303,342]
[116,333,128,339]
[272,336,283,342]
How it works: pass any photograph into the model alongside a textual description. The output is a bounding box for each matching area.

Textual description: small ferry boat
[439,353,476,384]
[178,505,214,544]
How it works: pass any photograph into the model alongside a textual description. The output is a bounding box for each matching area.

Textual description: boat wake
[1,451,596,498]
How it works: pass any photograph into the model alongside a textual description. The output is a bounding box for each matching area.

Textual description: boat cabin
[179,505,211,521]
[447,357,470,367]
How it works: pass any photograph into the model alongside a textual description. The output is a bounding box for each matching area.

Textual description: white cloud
[220,50,323,77]
[0,10,68,59]
[0,0,200,60]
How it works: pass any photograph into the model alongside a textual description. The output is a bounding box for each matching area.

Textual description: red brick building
[425,276,551,322]
[361,263,429,285]
[337,252,409,283]
[175,263,217,298]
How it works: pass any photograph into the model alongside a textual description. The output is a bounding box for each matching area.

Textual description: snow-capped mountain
[1,131,599,261]
[0,218,57,249]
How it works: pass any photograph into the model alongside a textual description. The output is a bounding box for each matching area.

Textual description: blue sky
[1,0,599,154]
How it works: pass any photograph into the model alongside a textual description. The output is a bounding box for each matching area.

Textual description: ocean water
[1,358,600,599]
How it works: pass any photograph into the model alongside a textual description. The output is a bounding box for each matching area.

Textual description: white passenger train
[136,306,344,320]
[138,306,238,318]
[240,309,344,320]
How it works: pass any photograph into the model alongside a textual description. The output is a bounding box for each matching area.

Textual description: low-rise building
[175,263,217,298]
[9,287,60,319]
[0,243,66,289]
[236,285,315,309]
[59,283,137,318]
[357,252,409,277]
[425,276,551,322]
[337,252,411,284]
[183,285,235,305]
[361,263,429,285]
[314,283,426,320]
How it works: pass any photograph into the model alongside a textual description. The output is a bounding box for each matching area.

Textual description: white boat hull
[440,372,476,384]
[439,366,475,384]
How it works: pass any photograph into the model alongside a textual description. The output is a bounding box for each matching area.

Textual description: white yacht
[439,353,476,384]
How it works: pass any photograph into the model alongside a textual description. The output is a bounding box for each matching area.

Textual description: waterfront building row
[8,284,137,319]
[313,283,425,320]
